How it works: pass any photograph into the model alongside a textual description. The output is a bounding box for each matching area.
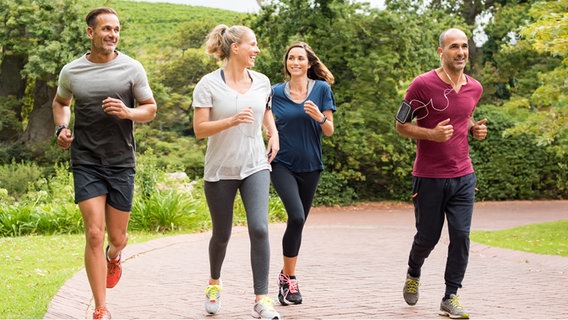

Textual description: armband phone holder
[396,101,413,124]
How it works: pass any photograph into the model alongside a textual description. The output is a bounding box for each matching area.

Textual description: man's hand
[471,118,488,141]
[57,128,73,150]
[430,118,454,142]
[102,97,132,119]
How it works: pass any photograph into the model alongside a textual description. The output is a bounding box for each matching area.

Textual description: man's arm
[102,96,157,123]
[53,94,72,127]
[396,118,454,143]
[52,94,73,150]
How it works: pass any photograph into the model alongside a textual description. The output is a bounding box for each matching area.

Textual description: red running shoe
[106,245,122,288]
[93,306,111,320]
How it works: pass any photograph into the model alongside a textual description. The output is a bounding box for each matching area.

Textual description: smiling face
[438,29,469,72]
[286,47,310,79]
[231,30,260,68]
[87,13,120,55]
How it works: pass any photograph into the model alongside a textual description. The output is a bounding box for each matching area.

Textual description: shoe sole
[251,311,280,320]
[404,299,417,306]
[278,291,302,305]
[439,310,469,319]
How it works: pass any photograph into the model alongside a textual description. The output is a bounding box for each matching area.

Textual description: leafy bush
[470,105,568,200]
[0,161,44,199]
[131,189,208,232]
[0,155,287,237]
[314,170,358,206]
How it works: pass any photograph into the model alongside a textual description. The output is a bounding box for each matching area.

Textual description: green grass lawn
[0,232,168,318]
[1,220,566,318]
[470,220,568,257]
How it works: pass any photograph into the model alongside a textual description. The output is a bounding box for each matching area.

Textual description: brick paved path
[44,201,568,319]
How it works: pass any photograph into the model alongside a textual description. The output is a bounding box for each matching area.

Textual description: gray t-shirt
[57,51,153,167]
[192,68,272,182]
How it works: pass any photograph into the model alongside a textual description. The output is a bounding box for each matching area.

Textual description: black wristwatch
[318,114,327,125]
[55,125,67,137]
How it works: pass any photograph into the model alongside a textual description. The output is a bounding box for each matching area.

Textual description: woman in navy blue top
[270,41,336,306]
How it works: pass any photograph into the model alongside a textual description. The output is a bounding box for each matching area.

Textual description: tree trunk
[0,53,27,140]
[21,80,56,147]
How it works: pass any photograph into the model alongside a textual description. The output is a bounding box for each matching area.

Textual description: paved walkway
[45,200,568,319]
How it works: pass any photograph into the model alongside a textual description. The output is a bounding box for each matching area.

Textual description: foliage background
[0,0,566,237]
[0,1,566,317]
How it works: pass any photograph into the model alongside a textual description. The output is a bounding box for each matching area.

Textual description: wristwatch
[55,125,67,137]
[318,114,327,125]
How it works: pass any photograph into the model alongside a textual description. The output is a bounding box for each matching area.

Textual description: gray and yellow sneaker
[252,297,280,320]
[204,283,222,314]
[403,273,420,305]
[439,294,469,319]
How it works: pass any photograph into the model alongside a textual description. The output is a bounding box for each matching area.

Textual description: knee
[108,232,128,250]
[287,214,306,229]
[211,230,231,247]
[450,229,470,243]
[414,233,440,249]
[249,224,269,242]
[84,225,105,250]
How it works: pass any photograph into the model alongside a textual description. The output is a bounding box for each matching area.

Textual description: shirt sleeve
[56,67,73,99]
[132,61,154,102]
[321,82,336,112]
[192,76,213,108]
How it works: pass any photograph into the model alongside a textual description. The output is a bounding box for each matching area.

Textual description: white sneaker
[204,283,222,314]
[251,297,280,320]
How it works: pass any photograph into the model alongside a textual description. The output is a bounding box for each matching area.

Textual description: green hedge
[470,105,567,200]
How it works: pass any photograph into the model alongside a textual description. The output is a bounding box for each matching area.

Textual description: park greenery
[0,1,566,317]
[0,0,567,237]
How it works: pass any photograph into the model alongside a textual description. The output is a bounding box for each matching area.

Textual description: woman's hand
[303,100,325,123]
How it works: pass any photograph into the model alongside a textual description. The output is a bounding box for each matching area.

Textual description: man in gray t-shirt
[52,7,156,320]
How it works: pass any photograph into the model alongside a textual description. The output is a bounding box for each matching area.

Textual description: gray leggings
[204,169,270,295]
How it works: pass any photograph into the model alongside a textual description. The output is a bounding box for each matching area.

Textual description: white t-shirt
[192,68,272,182]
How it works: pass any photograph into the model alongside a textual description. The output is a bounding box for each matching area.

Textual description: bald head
[439,28,468,48]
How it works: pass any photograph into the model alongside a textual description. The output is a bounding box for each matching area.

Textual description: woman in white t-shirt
[192,24,280,320]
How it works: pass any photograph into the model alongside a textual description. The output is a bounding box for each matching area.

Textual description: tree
[502,0,568,156]
[252,0,455,200]
[0,0,86,159]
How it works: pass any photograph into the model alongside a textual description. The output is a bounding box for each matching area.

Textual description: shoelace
[288,279,299,294]
[448,296,464,310]
[206,285,221,301]
[93,307,110,320]
[279,273,299,294]
[257,297,276,311]
[405,278,419,293]
[107,259,120,275]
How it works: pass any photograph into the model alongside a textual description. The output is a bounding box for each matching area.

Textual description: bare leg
[79,196,108,309]
[282,256,298,276]
[105,204,130,260]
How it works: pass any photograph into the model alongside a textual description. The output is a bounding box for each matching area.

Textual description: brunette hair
[205,24,254,61]
[86,7,118,28]
[283,42,334,85]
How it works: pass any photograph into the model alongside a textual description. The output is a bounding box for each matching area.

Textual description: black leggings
[270,163,321,258]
